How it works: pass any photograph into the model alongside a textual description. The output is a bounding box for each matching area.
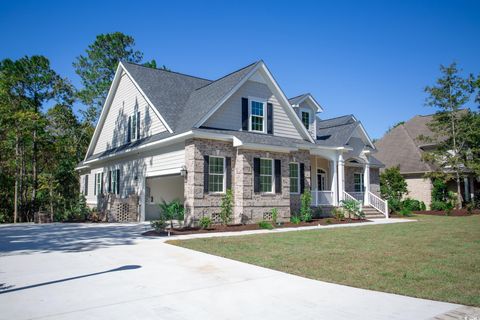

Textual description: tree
[380,166,408,204]
[73,32,143,123]
[422,63,476,208]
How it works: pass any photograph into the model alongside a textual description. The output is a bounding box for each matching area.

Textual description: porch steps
[362,206,386,219]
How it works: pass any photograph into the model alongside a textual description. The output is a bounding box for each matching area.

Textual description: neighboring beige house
[374,114,478,208]
[76,60,388,223]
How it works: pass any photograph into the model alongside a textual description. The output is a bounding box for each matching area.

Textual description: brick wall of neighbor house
[404,174,432,208]
[183,138,311,225]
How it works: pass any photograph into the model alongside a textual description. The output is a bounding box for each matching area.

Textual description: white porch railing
[347,192,365,202]
[311,191,335,206]
[367,191,389,218]
[342,191,363,212]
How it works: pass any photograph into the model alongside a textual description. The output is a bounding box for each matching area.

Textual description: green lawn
[168,215,480,307]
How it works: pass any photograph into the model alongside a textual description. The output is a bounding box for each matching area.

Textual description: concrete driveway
[0,223,468,320]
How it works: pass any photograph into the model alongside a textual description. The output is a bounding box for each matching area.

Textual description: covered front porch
[310,154,388,217]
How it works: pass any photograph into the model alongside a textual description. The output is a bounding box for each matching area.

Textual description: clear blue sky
[1,0,479,138]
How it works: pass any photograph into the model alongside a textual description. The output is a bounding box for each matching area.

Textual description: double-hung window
[109,169,120,195]
[94,173,103,195]
[250,100,265,132]
[129,111,140,141]
[354,173,364,192]
[301,111,310,129]
[260,158,273,193]
[289,163,299,193]
[208,156,225,193]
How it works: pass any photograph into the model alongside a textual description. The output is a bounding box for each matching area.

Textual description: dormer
[289,93,323,139]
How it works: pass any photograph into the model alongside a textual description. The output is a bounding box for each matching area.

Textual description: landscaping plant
[258,220,274,230]
[290,215,301,224]
[271,208,278,225]
[380,166,408,207]
[300,191,313,222]
[199,216,212,229]
[158,199,184,229]
[340,199,365,219]
[331,207,345,220]
[220,189,233,225]
[150,218,166,232]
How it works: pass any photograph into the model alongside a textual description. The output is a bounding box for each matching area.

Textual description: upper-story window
[301,111,310,129]
[250,100,265,133]
[128,111,140,142]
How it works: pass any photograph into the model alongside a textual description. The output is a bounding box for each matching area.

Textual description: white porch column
[338,154,345,203]
[331,159,338,206]
[364,162,370,206]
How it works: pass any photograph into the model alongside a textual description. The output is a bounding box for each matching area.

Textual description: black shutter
[127,116,131,143]
[101,172,104,194]
[242,98,249,131]
[108,171,112,193]
[85,175,89,196]
[116,169,120,195]
[267,103,273,134]
[253,158,260,193]
[204,155,209,193]
[226,157,232,191]
[300,163,305,194]
[274,159,281,194]
[137,111,140,139]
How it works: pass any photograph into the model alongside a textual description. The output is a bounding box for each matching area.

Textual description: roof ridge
[288,93,309,100]
[194,61,259,91]
[318,114,355,122]
[121,61,212,82]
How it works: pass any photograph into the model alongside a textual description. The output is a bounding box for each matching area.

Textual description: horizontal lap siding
[93,72,167,154]
[204,80,303,140]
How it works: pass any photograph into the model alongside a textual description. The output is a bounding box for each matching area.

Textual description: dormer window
[301,111,310,129]
[250,100,265,133]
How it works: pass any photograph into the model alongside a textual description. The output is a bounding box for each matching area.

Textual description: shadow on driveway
[0,223,149,255]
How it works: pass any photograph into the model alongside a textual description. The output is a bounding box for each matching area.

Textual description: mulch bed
[412,209,480,216]
[142,218,370,237]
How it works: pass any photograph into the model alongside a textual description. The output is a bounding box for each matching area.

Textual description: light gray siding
[204,80,303,140]
[93,72,168,155]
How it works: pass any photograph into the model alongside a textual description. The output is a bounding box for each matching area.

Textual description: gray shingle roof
[374,116,434,173]
[315,115,358,147]
[122,61,258,133]
[288,94,309,105]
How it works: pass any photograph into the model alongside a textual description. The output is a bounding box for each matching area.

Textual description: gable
[204,80,303,140]
[297,101,317,138]
[91,71,168,155]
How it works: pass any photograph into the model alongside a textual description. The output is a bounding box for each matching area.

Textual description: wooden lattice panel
[263,212,273,221]
[211,213,222,224]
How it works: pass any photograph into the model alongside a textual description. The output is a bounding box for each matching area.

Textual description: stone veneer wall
[184,138,311,225]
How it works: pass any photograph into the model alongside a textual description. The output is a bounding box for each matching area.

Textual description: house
[76,61,388,223]
[374,114,478,208]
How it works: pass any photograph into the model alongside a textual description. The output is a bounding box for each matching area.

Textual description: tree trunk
[13,135,19,223]
[31,128,37,217]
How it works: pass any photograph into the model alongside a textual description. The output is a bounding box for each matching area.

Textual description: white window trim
[289,162,300,194]
[248,96,267,134]
[110,168,120,195]
[208,156,226,194]
[260,158,274,194]
[354,173,364,192]
[300,108,311,130]
[130,111,138,141]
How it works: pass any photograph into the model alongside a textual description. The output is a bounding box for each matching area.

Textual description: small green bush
[332,207,345,220]
[199,216,212,229]
[258,220,273,229]
[300,191,312,222]
[341,199,364,219]
[290,215,301,224]
[151,219,166,232]
[325,218,332,224]
[398,207,413,217]
[402,198,426,212]
[271,208,278,225]
[388,198,402,213]
[220,189,234,225]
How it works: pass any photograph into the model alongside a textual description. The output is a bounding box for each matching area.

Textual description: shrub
[271,208,278,225]
[61,194,90,222]
[220,189,233,225]
[340,199,364,219]
[331,207,345,220]
[398,207,413,217]
[300,191,313,222]
[290,215,301,224]
[158,199,184,229]
[199,216,212,229]
[150,219,166,232]
[380,166,408,203]
[258,220,273,230]
[402,198,425,212]
[325,218,332,224]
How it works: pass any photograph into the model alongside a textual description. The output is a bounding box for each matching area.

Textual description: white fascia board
[84,63,124,160]
[146,168,182,177]
[120,62,173,133]
[355,122,375,150]
[236,143,298,153]
[294,94,323,112]
[259,63,315,143]
[82,131,194,167]
[193,62,261,128]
